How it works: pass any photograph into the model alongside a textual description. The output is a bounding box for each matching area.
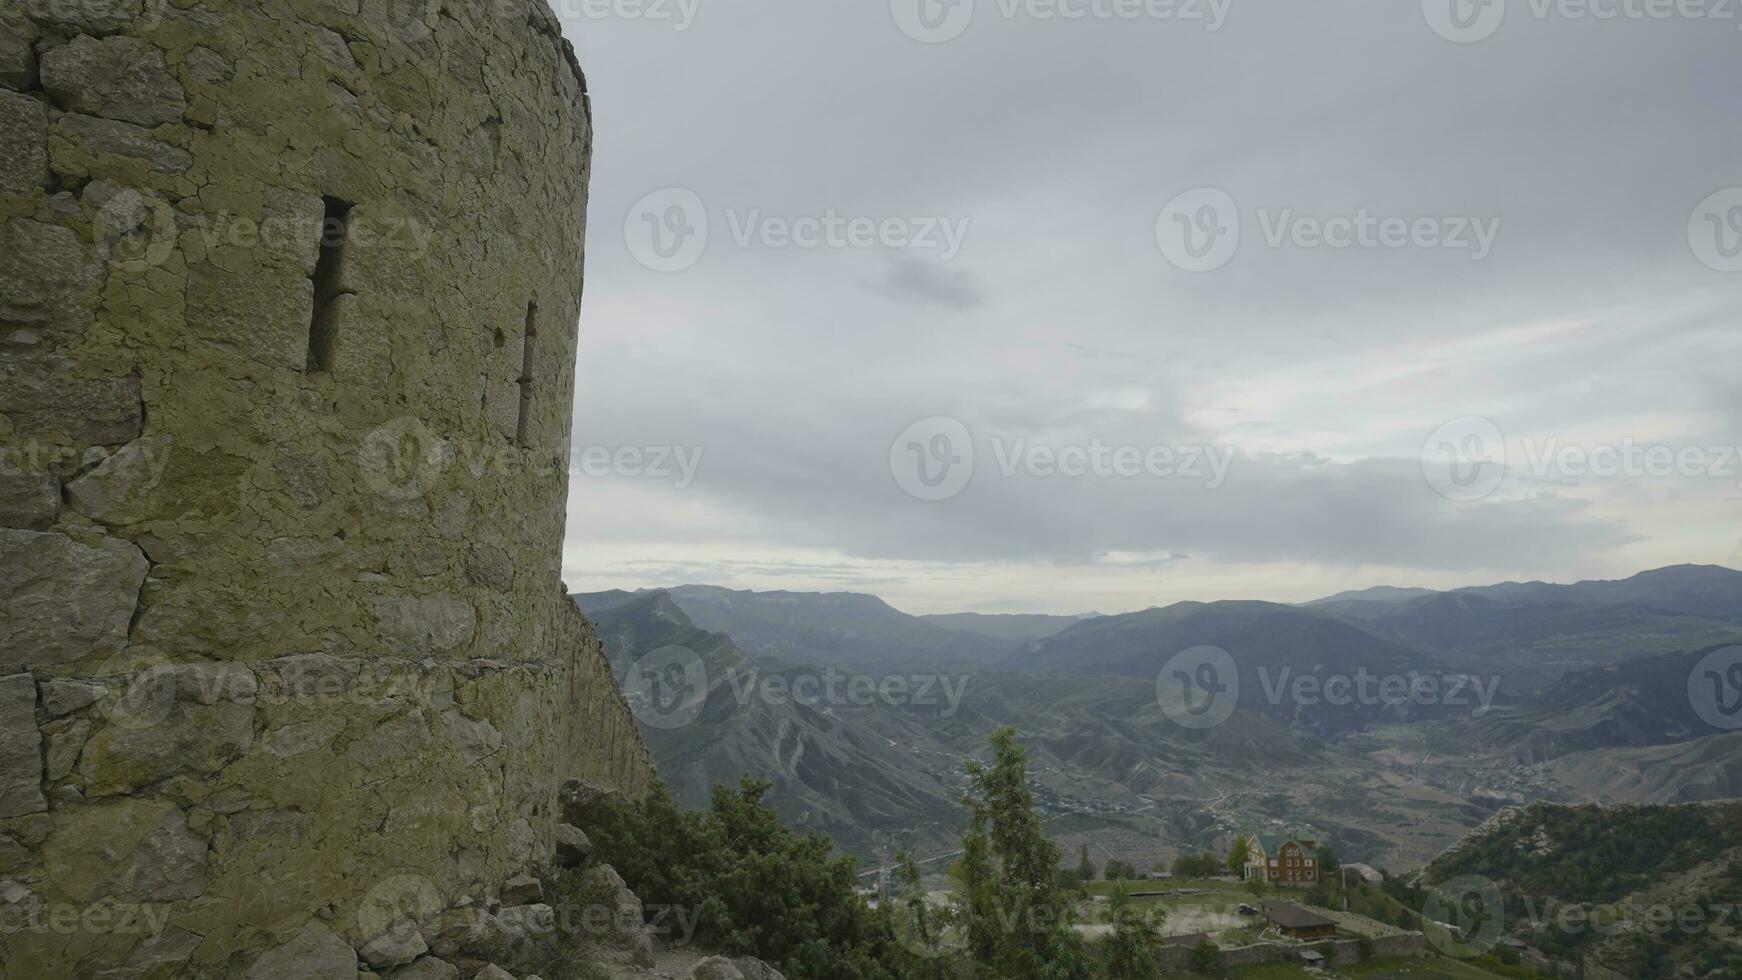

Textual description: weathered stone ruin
[0,0,659,974]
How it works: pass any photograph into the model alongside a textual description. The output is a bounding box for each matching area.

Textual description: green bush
[576,777,900,980]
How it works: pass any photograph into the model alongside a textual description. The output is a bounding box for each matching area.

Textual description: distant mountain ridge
[918,611,1090,642]
[1003,599,1462,736]
[1450,564,1742,621]
[1303,585,1440,607]
[1307,564,1742,618]
[662,585,1021,668]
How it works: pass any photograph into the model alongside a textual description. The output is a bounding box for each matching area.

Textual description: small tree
[1226,836,1250,875]
[959,728,1091,980]
[1315,844,1340,877]
[1077,845,1097,884]
[1101,882,1163,980]
[1189,941,1218,975]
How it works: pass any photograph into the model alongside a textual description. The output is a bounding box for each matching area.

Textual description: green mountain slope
[576,589,968,854]
[1420,800,1742,978]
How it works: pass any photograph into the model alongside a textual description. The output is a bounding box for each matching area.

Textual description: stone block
[23,0,151,35]
[0,674,45,818]
[181,46,231,85]
[0,354,142,446]
[185,259,316,371]
[390,957,459,980]
[345,709,431,771]
[40,799,207,902]
[40,35,186,127]
[374,594,476,655]
[44,718,89,780]
[89,926,203,979]
[485,380,519,442]
[0,529,147,667]
[54,113,192,174]
[243,924,358,980]
[0,219,104,350]
[441,709,502,764]
[578,864,653,967]
[361,917,428,968]
[554,823,592,867]
[78,663,257,795]
[262,186,326,274]
[0,472,60,530]
[499,873,542,905]
[41,680,105,716]
[0,8,38,91]
[0,89,49,195]
[65,434,174,525]
[464,545,515,591]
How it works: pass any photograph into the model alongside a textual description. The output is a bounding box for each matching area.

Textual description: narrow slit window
[306,197,353,373]
[515,302,537,447]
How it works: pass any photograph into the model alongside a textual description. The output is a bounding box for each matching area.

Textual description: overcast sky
[551,0,1742,614]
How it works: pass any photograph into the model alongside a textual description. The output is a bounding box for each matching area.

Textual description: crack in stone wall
[0,0,655,975]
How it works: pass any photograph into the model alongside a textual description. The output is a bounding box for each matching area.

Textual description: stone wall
[1157,932,1427,974]
[0,0,654,975]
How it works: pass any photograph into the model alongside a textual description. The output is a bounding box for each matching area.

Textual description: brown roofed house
[1262,901,1338,940]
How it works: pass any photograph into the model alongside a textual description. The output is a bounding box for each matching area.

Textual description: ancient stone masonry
[0,0,654,975]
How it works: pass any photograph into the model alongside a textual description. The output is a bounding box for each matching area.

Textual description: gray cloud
[875,254,986,308]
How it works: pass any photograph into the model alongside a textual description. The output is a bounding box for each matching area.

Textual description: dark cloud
[874,255,986,309]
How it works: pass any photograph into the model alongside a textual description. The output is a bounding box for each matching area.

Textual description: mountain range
[573,564,1742,870]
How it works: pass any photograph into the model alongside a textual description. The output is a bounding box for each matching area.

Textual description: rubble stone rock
[243,924,358,980]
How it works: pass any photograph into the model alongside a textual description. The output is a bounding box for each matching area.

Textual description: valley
[577,564,1742,876]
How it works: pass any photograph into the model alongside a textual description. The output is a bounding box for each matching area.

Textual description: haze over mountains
[576,564,1742,869]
